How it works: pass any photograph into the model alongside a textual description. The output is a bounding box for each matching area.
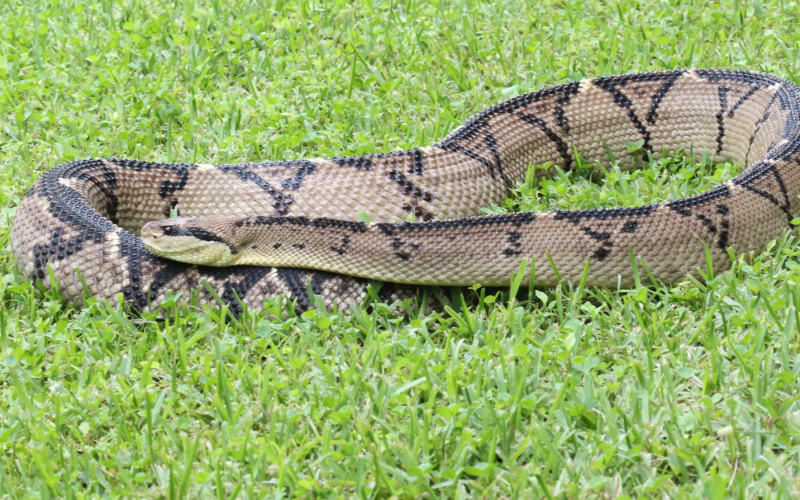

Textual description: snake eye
[162,225,174,235]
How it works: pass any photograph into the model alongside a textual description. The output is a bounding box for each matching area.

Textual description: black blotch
[280,161,317,190]
[410,149,425,176]
[556,80,581,105]
[395,252,410,261]
[716,85,730,154]
[718,208,731,249]
[593,248,610,260]
[386,171,435,206]
[273,243,281,249]
[118,231,151,312]
[332,156,373,170]
[718,231,729,249]
[272,268,373,314]
[31,162,118,282]
[581,227,611,241]
[553,81,581,133]
[330,235,350,256]
[293,244,305,250]
[621,220,638,233]
[210,267,271,317]
[70,161,120,223]
[436,79,581,147]
[695,214,717,233]
[148,259,192,303]
[157,164,190,199]
[554,107,568,132]
[580,227,613,261]
[503,230,523,256]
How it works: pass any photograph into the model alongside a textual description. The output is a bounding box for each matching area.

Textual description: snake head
[141,217,240,266]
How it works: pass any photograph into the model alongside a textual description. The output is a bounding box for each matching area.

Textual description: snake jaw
[141,218,239,266]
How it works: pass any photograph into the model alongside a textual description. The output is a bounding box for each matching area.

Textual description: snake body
[10,69,800,314]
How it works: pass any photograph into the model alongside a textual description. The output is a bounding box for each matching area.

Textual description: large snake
[10,69,800,315]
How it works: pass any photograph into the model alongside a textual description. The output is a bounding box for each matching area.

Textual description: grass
[1,0,800,497]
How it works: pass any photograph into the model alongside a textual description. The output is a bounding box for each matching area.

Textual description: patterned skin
[10,69,800,314]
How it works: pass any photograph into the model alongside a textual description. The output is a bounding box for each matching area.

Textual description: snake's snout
[140,224,164,240]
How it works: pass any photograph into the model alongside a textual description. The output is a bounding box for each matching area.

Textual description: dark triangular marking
[517,112,572,167]
[278,160,317,190]
[727,87,759,118]
[593,71,691,153]
[553,81,581,132]
[735,164,794,222]
[438,132,510,186]
[645,72,684,124]
[716,84,760,154]
[217,166,291,216]
[745,90,782,165]
[483,131,511,186]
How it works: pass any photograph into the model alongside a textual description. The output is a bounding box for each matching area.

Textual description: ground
[1,0,800,498]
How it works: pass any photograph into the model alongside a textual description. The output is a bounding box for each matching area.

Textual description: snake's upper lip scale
[140,224,164,239]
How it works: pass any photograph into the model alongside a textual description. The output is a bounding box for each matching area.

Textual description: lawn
[2,0,800,497]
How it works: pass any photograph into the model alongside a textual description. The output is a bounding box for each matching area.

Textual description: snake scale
[10,69,800,315]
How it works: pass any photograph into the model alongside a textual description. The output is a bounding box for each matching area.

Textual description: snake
[10,69,800,315]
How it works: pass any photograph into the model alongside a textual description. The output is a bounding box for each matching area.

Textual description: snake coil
[10,69,800,314]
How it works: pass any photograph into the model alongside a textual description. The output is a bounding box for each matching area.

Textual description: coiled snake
[10,69,800,314]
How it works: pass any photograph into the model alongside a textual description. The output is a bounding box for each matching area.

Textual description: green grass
[2,0,800,497]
